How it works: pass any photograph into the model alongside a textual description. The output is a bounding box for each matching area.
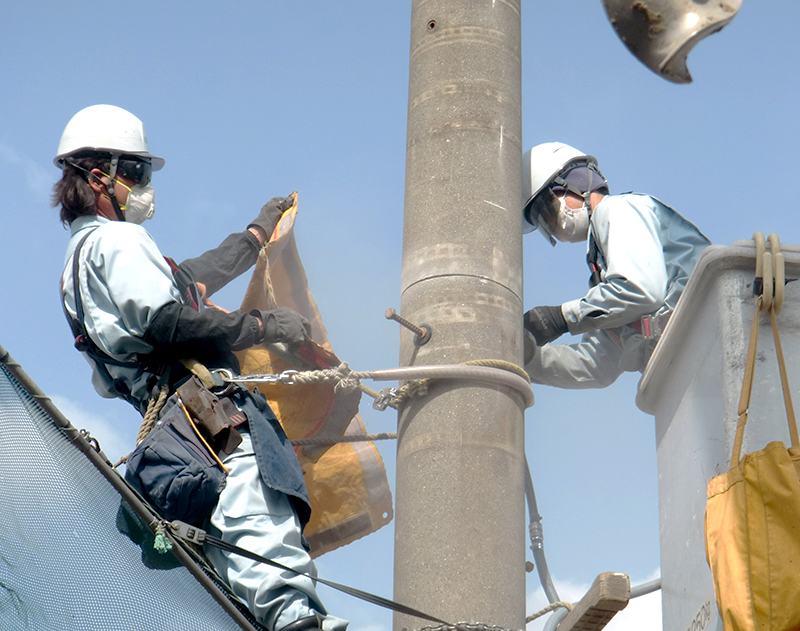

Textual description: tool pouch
[176,376,244,455]
[124,398,227,524]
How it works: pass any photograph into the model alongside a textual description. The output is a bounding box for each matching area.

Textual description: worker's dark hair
[52,154,111,226]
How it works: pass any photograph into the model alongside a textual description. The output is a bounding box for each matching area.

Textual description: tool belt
[124,376,248,525]
[175,376,246,455]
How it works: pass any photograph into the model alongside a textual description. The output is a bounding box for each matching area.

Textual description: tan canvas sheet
[234,194,393,557]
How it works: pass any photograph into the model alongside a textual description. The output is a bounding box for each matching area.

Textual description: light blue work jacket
[61,215,181,404]
[61,215,311,517]
[525,193,710,388]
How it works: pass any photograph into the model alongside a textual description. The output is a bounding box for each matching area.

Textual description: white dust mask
[552,197,590,243]
[122,183,156,224]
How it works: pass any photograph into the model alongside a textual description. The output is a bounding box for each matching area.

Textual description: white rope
[288,362,370,392]
[525,601,574,624]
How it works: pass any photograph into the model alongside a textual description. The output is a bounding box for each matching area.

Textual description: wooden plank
[557,572,631,631]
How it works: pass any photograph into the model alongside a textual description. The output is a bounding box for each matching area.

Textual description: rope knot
[333,362,361,392]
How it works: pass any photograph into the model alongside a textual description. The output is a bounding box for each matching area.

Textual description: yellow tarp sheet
[234,193,393,557]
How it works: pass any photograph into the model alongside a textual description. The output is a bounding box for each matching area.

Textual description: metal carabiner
[209,368,237,396]
[212,368,301,386]
[279,370,300,385]
[212,368,234,384]
[372,387,399,411]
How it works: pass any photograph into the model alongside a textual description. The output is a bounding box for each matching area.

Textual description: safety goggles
[66,156,151,187]
[554,164,606,197]
[114,157,152,186]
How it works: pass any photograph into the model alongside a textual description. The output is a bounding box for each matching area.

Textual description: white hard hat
[522,142,599,239]
[54,104,165,170]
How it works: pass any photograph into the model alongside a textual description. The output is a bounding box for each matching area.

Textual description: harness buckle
[638,312,671,340]
[170,520,207,545]
[74,334,90,352]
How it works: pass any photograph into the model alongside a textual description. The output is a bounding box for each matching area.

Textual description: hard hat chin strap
[552,175,592,211]
[103,156,127,222]
[65,154,128,222]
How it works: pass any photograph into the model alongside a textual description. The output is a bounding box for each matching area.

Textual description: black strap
[106,156,127,222]
[71,232,92,332]
[61,232,91,342]
[63,229,143,407]
[192,528,455,627]
[68,230,140,370]
[586,233,604,288]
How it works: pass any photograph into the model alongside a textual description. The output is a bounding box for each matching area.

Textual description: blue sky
[1,2,798,630]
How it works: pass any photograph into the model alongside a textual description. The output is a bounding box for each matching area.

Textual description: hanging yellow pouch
[705,234,800,631]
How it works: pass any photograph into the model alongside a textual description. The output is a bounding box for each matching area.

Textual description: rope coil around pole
[218,360,535,409]
[319,362,533,408]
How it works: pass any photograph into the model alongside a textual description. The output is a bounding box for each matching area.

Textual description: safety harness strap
[169,520,456,627]
[63,230,142,407]
[586,233,604,288]
[180,358,219,390]
[163,256,202,312]
[68,230,140,368]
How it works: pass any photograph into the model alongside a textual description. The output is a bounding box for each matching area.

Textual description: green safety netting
[0,347,262,631]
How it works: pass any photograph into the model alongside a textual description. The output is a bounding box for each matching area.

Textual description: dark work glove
[248,196,294,236]
[523,305,568,346]
[252,307,311,346]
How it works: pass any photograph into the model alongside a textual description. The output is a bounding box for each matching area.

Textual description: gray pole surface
[394,1,525,630]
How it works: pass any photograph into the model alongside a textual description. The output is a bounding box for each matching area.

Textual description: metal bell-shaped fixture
[603,0,742,83]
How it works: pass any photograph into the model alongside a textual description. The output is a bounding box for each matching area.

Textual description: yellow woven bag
[705,235,800,631]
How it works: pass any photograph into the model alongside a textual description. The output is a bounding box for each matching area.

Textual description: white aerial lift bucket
[637,239,800,631]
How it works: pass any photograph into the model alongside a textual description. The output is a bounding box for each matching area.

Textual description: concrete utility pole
[394,1,525,630]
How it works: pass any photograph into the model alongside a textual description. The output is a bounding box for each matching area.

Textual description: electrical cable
[524,455,561,605]
[525,456,662,631]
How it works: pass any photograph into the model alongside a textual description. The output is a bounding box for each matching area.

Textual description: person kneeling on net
[53,104,347,631]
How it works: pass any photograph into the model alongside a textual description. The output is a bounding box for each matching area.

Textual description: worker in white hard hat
[53,104,347,631]
[522,142,710,388]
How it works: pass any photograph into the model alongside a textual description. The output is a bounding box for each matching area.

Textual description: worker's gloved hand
[523,305,568,346]
[248,196,294,237]
[252,307,311,346]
